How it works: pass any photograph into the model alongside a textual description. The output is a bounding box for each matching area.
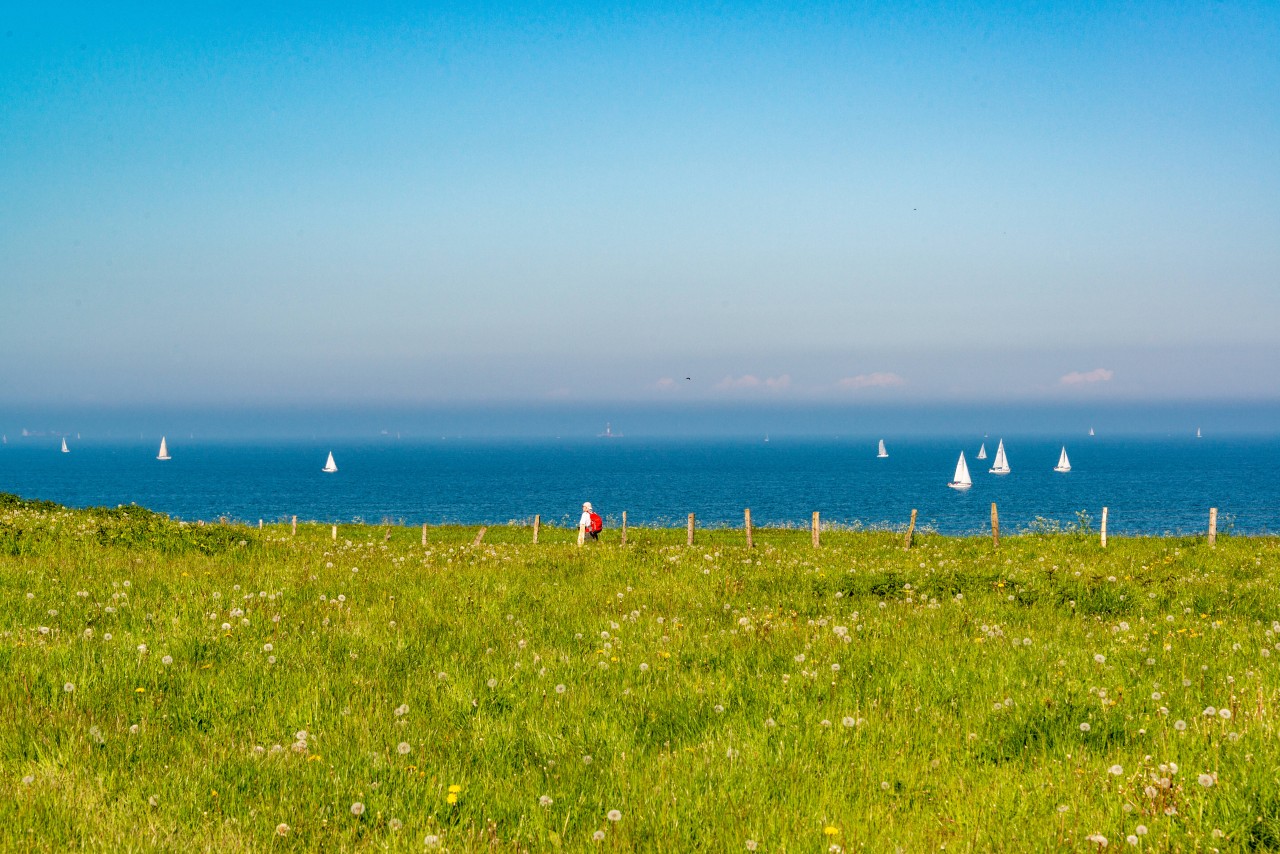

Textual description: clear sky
[2,1,1277,408]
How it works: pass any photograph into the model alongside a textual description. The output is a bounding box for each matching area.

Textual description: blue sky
[2,1,1277,407]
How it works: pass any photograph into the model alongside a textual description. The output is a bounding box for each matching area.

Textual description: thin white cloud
[716,374,761,390]
[1060,368,1114,385]
[716,374,790,392]
[836,372,905,391]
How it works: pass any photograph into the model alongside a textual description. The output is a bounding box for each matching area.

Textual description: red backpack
[588,511,603,533]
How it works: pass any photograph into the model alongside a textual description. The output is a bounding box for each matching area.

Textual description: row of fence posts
[278,506,1224,548]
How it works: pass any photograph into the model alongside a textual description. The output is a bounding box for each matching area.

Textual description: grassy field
[2,494,1279,852]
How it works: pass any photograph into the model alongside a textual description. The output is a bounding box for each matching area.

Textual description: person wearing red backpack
[579,501,603,542]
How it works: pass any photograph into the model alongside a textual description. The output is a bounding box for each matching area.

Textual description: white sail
[1089,427,1095,437]
[1054,446,1071,473]
[976,442,987,460]
[157,437,171,460]
[323,451,338,473]
[877,439,888,458]
[948,451,972,489]
[1196,427,1202,438]
[61,438,69,453]
[989,439,1010,474]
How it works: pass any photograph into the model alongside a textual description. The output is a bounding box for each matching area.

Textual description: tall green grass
[2,495,1278,851]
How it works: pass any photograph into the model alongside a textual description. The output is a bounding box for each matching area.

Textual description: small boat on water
[1089,427,1095,437]
[877,439,888,458]
[948,452,972,490]
[61,438,69,453]
[157,437,171,461]
[1054,446,1071,473]
[322,451,338,473]
[976,442,987,460]
[988,440,1008,473]
[1196,427,1202,439]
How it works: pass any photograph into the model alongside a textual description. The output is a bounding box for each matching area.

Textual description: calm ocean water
[2,435,1278,535]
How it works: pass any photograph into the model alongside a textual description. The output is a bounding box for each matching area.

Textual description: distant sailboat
[989,439,1010,474]
[157,437,171,461]
[976,442,987,460]
[1196,427,1202,439]
[877,439,888,458]
[764,433,770,443]
[61,438,69,453]
[1089,427,1095,437]
[1054,446,1071,473]
[948,452,972,490]
[323,451,338,473]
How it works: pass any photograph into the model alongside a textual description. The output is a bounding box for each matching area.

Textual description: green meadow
[3,494,1279,852]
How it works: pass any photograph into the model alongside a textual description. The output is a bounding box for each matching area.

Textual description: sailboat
[976,442,987,460]
[61,438,69,453]
[322,451,338,473]
[157,437,171,461]
[877,439,888,458]
[1196,427,1202,439]
[1089,427,1095,437]
[1054,446,1071,473]
[989,439,1010,474]
[948,451,972,490]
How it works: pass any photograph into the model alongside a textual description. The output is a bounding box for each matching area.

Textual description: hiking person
[579,502,603,544]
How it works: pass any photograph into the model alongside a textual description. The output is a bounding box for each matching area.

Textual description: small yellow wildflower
[135,687,146,694]
[824,826,839,836]
[446,793,458,804]
[448,784,462,793]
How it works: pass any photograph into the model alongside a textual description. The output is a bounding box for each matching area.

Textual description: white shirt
[579,511,592,529]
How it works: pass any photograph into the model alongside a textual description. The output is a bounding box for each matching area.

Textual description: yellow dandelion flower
[307,754,322,762]
[448,784,462,793]
[823,826,839,836]
[135,687,146,693]
[446,793,458,804]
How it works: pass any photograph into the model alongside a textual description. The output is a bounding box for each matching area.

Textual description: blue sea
[2,433,1278,535]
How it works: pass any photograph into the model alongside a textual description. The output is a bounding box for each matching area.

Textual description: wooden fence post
[331,525,337,541]
[621,511,627,545]
[744,508,753,549]
[291,515,297,536]
[1208,507,1217,546]
[812,511,820,548]
[904,509,917,549]
[533,514,540,544]
[1100,507,1108,548]
[990,503,999,548]
[578,522,586,547]
[473,527,487,547]
[687,513,695,546]
[421,523,427,546]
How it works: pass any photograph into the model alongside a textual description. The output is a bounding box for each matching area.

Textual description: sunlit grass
[2,495,1279,850]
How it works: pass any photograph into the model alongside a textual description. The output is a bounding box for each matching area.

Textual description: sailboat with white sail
[877,439,888,458]
[1089,427,1095,437]
[157,437,171,461]
[1196,427,1202,439]
[1054,446,1071,473]
[61,438,69,453]
[322,451,338,473]
[989,439,1010,474]
[948,452,972,490]
[976,442,987,460]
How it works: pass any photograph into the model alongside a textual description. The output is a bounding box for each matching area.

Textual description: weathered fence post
[473,527,487,547]
[904,509,917,549]
[812,511,820,548]
[533,514,540,544]
[1208,507,1217,546]
[744,508,753,549]
[1100,507,1108,548]
[687,513,695,546]
[990,503,1000,548]
[578,521,586,547]
[291,515,297,536]
[421,523,427,546]
[621,511,627,545]
[331,525,337,541]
